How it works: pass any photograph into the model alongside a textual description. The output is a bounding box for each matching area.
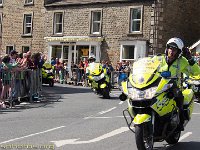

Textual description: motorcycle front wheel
[165,130,181,144]
[135,124,154,150]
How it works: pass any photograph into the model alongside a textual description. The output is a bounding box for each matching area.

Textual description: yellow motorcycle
[87,63,111,99]
[187,75,200,100]
[120,57,194,150]
[42,62,54,87]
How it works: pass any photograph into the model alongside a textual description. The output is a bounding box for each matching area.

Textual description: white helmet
[166,37,184,50]
[88,55,96,61]
[166,37,184,58]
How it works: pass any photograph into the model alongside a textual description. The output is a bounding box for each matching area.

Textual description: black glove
[182,47,195,66]
[182,47,192,60]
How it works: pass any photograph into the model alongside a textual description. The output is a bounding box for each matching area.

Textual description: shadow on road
[0,84,121,113]
[154,141,200,150]
[42,84,92,95]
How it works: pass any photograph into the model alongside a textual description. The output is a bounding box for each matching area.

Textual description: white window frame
[0,0,3,7]
[90,10,102,35]
[120,40,147,62]
[23,13,33,36]
[129,6,143,34]
[53,12,63,35]
[24,0,33,5]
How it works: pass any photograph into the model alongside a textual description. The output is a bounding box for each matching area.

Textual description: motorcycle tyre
[49,80,54,87]
[195,93,200,102]
[135,124,153,150]
[102,87,110,99]
[165,130,181,144]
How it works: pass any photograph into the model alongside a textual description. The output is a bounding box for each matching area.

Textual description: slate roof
[45,0,153,6]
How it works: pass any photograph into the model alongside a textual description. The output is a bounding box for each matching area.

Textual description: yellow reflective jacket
[154,55,200,87]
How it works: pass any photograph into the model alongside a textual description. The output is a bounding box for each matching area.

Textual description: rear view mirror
[119,93,127,101]
[161,71,171,78]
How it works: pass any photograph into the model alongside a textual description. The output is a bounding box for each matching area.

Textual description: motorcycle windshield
[131,57,160,87]
[89,63,102,75]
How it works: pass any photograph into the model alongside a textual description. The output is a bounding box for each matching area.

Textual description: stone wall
[1,0,45,55]
[45,2,153,64]
[156,0,200,53]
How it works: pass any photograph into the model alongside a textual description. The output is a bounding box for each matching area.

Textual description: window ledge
[127,32,143,36]
[51,34,64,37]
[21,34,32,38]
[24,3,34,6]
[89,34,102,37]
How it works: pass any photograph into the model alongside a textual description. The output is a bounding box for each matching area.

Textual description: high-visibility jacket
[153,55,200,87]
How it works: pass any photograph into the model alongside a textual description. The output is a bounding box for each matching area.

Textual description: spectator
[9,50,18,64]
[0,55,20,106]
[51,57,56,66]
[63,62,69,83]
[54,58,59,82]
[118,61,128,86]
[103,61,114,77]
[116,61,122,71]
[78,60,84,82]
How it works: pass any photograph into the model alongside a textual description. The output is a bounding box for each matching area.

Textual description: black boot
[177,109,185,131]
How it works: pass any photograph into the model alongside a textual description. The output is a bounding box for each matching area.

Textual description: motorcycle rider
[86,55,97,75]
[158,37,200,131]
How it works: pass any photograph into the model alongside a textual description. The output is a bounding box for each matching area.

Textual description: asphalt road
[0,84,200,150]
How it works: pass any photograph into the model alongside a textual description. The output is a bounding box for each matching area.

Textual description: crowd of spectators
[0,50,46,108]
[50,57,132,87]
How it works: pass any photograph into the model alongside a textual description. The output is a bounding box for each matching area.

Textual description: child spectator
[0,55,20,107]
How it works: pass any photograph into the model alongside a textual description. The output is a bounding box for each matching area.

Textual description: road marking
[119,101,124,105]
[83,116,128,119]
[99,107,116,115]
[84,107,117,119]
[51,127,130,147]
[179,132,192,142]
[0,126,66,144]
[192,113,200,115]
[194,102,200,105]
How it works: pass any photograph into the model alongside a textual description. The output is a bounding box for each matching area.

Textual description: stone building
[0,0,45,55]
[43,0,200,67]
[0,0,199,68]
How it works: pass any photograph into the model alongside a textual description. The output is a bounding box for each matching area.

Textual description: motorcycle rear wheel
[165,130,181,144]
[102,87,110,99]
[135,124,154,150]
[49,80,54,87]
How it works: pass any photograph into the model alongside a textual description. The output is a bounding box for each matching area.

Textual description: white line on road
[192,113,200,115]
[194,102,200,105]
[99,107,116,115]
[51,127,130,147]
[119,101,124,105]
[179,132,192,142]
[83,116,129,119]
[0,126,66,144]
[84,107,117,119]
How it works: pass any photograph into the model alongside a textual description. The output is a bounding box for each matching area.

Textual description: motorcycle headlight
[128,86,157,100]
[144,87,157,99]
[188,80,200,85]
[93,73,105,81]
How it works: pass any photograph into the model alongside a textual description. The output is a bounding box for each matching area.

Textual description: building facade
[0,0,46,55]
[44,0,155,68]
[0,0,199,68]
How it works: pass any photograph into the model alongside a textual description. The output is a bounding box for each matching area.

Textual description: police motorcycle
[87,62,111,99]
[186,75,200,100]
[42,62,54,87]
[119,57,194,150]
